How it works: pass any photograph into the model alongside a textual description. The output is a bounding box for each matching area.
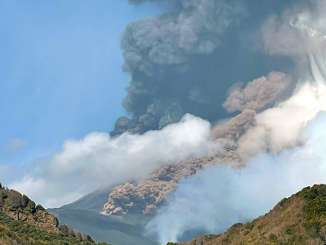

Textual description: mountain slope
[60,188,110,212]
[0,184,109,245]
[174,185,326,245]
[50,188,158,245]
[50,207,157,245]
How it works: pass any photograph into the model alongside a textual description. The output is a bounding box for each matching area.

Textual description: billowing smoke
[146,113,326,244]
[262,1,325,58]
[146,1,326,243]
[147,81,326,243]
[237,81,326,159]
[261,0,326,82]
[238,0,326,158]
[223,72,293,113]
[11,115,219,208]
[112,0,297,135]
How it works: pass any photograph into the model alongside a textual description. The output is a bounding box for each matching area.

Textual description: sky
[0,0,159,182]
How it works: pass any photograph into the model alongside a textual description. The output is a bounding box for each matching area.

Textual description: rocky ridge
[0,183,109,245]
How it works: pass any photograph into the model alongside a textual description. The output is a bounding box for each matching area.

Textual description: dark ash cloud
[112,0,298,135]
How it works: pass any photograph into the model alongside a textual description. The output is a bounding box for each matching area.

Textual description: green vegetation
[301,185,326,238]
[0,211,99,244]
[176,185,326,245]
[0,183,110,245]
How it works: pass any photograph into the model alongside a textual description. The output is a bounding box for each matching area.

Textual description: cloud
[10,114,220,208]
[223,72,293,113]
[261,0,326,67]
[147,2,326,243]
[237,0,326,159]
[212,109,256,142]
[122,0,246,74]
[4,138,27,153]
[237,81,326,158]
[112,0,294,135]
[146,112,326,244]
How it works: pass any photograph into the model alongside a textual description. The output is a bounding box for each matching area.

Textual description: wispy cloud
[3,138,27,153]
[10,115,220,208]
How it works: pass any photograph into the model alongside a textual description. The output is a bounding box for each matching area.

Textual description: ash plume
[112,0,297,135]
[223,72,293,113]
[212,109,256,142]
[146,113,326,244]
[146,1,326,243]
[238,0,326,158]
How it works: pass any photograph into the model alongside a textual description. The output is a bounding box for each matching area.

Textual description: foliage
[173,185,326,245]
[0,183,111,245]
[0,211,111,245]
[301,185,326,238]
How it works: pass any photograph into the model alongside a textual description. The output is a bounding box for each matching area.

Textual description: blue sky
[0,1,159,181]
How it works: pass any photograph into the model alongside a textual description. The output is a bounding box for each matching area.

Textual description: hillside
[173,185,326,245]
[0,183,109,245]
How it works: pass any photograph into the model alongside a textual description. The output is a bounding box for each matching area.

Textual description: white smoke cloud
[10,114,220,208]
[237,0,326,159]
[262,0,326,70]
[146,112,326,244]
[146,2,326,243]
[237,81,326,158]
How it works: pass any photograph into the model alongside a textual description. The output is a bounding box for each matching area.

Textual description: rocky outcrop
[0,184,108,244]
[0,185,59,233]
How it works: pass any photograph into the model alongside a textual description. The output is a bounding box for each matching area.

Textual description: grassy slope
[175,185,326,245]
[0,184,109,245]
[0,210,109,245]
